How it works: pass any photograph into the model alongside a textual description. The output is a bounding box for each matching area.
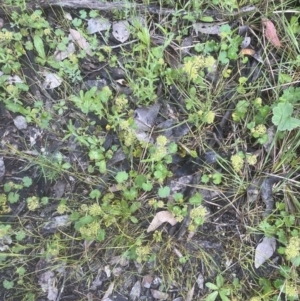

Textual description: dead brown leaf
[147,211,178,232]
[240,48,256,56]
[262,18,281,48]
[69,29,92,55]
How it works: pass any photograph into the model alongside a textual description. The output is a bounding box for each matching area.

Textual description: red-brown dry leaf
[262,18,281,48]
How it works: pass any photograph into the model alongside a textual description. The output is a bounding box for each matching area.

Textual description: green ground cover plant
[0,0,300,300]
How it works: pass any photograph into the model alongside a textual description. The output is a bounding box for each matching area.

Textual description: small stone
[151,289,168,300]
[142,275,153,288]
[13,115,27,130]
[129,281,141,301]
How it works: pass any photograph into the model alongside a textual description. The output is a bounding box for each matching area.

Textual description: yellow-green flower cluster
[183,59,198,80]
[44,28,51,35]
[182,55,215,80]
[285,282,298,298]
[80,204,89,213]
[103,214,116,227]
[89,203,103,216]
[57,203,68,214]
[148,199,164,209]
[153,230,162,242]
[190,206,207,219]
[27,196,40,211]
[0,30,13,41]
[249,297,261,301]
[119,119,130,130]
[285,236,300,260]
[246,154,257,166]
[150,135,169,161]
[0,194,11,214]
[156,135,168,147]
[203,111,215,124]
[121,129,136,147]
[231,154,244,172]
[251,124,267,137]
[115,95,128,112]
[79,221,100,238]
[136,245,151,263]
[152,147,168,161]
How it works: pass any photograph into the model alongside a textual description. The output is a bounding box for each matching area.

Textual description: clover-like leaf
[272,102,300,131]
[115,171,129,184]
[158,186,170,198]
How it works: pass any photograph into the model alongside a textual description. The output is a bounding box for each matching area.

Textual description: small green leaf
[4,183,12,193]
[98,160,106,174]
[219,288,231,301]
[189,192,203,205]
[33,35,46,59]
[8,192,19,203]
[205,282,219,290]
[216,274,224,288]
[16,267,26,276]
[72,18,82,27]
[130,216,139,223]
[201,174,210,184]
[205,290,219,301]
[41,197,49,205]
[212,172,222,185]
[142,182,153,192]
[22,176,32,187]
[272,102,300,131]
[279,73,293,84]
[168,142,178,154]
[79,9,87,19]
[200,16,214,22]
[89,189,101,200]
[218,51,229,64]
[96,228,105,242]
[115,171,129,184]
[3,279,14,289]
[89,10,98,18]
[135,175,147,188]
[158,186,170,198]
[15,230,26,241]
[62,162,71,169]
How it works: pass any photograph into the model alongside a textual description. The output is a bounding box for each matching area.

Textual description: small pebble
[13,115,27,130]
